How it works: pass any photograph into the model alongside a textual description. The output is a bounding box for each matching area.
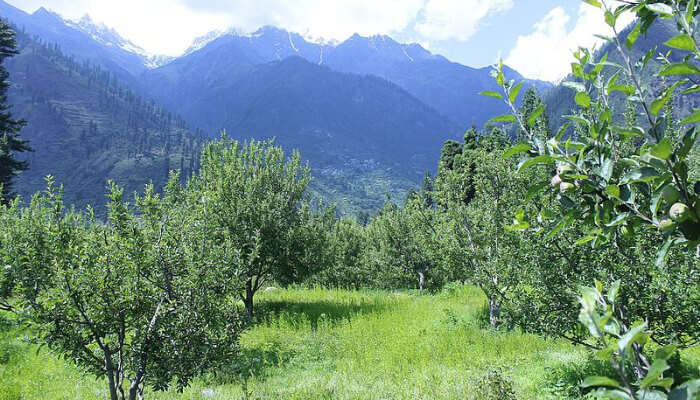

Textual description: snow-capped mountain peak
[68,14,148,56]
[183,29,227,56]
[65,14,172,68]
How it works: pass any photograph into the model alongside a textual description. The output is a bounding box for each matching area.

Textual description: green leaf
[606,213,630,227]
[680,109,700,124]
[641,359,671,389]
[562,81,586,92]
[480,91,504,100]
[650,138,672,160]
[575,92,591,108]
[503,143,531,158]
[609,84,636,95]
[583,0,602,7]
[686,0,697,24]
[576,236,596,245]
[607,281,620,303]
[651,81,682,116]
[646,3,674,16]
[654,344,678,361]
[605,185,621,198]
[659,62,700,76]
[591,389,633,400]
[651,186,664,216]
[669,379,700,400]
[581,376,622,389]
[665,34,696,51]
[618,323,647,353]
[488,114,517,124]
[509,82,524,103]
[528,104,545,127]
[613,126,644,139]
[626,22,641,50]
[678,127,698,157]
[605,10,617,27]
[638,389,672,400]
[517,155,554,172]
[656,236,677,266]
[621,167,660,184]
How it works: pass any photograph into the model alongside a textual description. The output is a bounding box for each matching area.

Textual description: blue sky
[7,0,630,82]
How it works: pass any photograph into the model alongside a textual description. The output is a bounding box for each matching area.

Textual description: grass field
[1,285,698,399]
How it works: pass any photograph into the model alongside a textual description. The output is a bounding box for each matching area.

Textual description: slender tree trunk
[489,297,500,329]
[244,279,255,318]
[128,368,145,400]
[105,357,119,400]
[418,271,425,291]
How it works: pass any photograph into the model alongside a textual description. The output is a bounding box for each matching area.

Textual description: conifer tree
[0,20,30,201]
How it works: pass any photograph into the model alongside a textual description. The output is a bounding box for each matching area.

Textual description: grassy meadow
[1,285,698,400]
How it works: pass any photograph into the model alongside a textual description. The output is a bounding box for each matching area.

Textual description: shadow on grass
[208,298,388,387]
[255,299,387,329]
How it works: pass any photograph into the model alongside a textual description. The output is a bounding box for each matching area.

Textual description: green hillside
[7,30,204,211]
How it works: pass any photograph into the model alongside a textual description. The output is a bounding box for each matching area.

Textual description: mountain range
[1,0,553,213]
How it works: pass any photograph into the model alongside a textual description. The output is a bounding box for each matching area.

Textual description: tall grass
[1,286,697,399]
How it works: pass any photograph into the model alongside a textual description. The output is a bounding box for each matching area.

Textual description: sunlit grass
[1,286,697,399]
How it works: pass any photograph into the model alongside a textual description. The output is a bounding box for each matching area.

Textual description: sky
[6,0,634,82]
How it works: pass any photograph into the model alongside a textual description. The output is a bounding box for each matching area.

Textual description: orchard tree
[0,178,64,312]
[6,177,244,400]
[366,198,444,290]
[189,137,314,317]
[0,20,31,200]
[442,131,536,327]
[310,216,372,289]
[484,0,700,395]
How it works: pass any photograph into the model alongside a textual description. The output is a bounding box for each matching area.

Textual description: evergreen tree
[0,21,30,201]
[518,88,549,141]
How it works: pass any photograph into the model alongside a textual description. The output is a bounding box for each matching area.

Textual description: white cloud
[7,0,521,57]
[416,0,513,41]
[505,2,634,82]
[7,0,231,55]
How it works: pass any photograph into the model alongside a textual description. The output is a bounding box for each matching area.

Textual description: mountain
[6,27,203,211]
[322,34,552,128]
[0,0,165,85]
[178,56,462,212]
[145,27,553,129]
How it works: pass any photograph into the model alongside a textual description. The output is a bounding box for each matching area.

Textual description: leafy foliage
[483,0,700,397]
[1,176,244,400]
[188,137,319,317]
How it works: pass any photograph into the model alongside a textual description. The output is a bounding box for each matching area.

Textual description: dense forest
[1,1,700,400]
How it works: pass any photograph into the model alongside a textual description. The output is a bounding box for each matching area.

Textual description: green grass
[1,286,698,399]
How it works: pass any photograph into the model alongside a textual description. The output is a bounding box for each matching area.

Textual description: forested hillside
[6,29,204,210]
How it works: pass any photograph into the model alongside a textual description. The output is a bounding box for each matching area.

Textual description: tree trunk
[128,373,144,400]
[489,297,500,329]
[418,271,425,291]
[104,356,119,400]
[244,279,255,318]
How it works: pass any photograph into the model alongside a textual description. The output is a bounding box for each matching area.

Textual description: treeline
[6,23,206,210]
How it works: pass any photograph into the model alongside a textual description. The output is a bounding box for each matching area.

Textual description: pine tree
[0,21,30,201]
